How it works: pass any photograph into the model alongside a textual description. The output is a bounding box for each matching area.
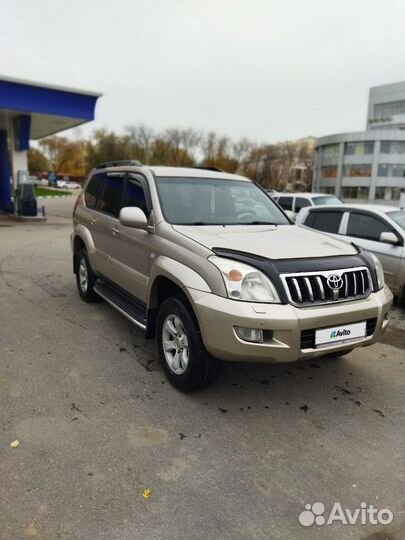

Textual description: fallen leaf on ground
[10,440,20,448]
[143,488,151,499]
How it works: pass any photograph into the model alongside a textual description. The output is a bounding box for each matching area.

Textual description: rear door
[344,211,402,290]
[82,172,108,274]
[93,171,125,282]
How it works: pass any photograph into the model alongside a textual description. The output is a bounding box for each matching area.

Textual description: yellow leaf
[143,488,151,499]
[10,440,20,448]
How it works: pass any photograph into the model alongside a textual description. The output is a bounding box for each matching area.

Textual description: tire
[75,248,99,303]
[156,295,222,392]
[323,348,354,359]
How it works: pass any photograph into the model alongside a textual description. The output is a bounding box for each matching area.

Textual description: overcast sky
[1,0,405,143]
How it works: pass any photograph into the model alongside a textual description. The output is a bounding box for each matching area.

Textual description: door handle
[90,217,96,225]
[112,226,120,236]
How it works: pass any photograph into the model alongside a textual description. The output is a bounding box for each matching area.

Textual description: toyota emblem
[327,274,343,290]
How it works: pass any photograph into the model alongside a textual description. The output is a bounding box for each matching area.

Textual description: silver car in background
[296,204,405,304]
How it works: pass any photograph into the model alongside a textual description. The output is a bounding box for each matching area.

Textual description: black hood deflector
[212,246,377,304]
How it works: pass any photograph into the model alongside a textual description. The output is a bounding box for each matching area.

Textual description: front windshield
[388,210,405,230]
[155,177,290,225]
[312,195,343,206]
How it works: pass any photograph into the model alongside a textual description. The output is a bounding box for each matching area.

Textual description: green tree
[27,147,50,177]
[39,136,87,175]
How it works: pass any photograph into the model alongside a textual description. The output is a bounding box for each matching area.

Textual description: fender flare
[73,224,96,256]
[148,256,211,306]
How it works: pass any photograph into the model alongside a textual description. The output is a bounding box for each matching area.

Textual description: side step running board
[94,280,147,331]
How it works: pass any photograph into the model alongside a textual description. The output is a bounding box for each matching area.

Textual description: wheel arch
[72,225,96,273]
[146,258,210,338]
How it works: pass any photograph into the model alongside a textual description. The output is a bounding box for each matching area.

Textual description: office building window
[321,144,340,160]
[378,164,405,177]
[344,142,374,156]
[341,187,369,199]
[321,166,338,178]
[380,141,405,154]
[343,164,372,177]
[375,100,405,117]
[375,187,398,200]
[375,187,386,200]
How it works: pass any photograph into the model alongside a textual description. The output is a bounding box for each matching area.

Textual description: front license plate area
[315,321,367,348]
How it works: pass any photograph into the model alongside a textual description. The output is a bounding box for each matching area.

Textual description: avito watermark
[299,502,394,527]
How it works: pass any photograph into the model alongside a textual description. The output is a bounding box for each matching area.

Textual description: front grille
[300,317,377,349]
[281,267,371,306]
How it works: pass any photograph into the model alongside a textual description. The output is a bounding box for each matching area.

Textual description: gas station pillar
[0,129,12,212]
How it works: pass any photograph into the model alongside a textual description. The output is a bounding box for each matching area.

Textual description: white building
[314,81,405,203]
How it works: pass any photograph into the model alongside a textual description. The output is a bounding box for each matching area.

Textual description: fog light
[234,326,263,343]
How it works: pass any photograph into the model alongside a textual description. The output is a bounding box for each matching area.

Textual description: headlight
[209,256,280,303]
[370,253,385,290]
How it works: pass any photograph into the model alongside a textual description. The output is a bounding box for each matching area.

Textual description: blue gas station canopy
[0,75,102,139]
[0,75,102,211]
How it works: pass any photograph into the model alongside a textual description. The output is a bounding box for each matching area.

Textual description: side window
[295,197,311,213]
[347,213,393,242]
[97,174,124,217]
[307,211,343,234]
[84,174,105,209]
[278,196,293,211]
[303,210,315,228]
[121,177,148,215]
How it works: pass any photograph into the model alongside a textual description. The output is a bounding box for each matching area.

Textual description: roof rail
[191,166,224,172]
[97,159,142,169]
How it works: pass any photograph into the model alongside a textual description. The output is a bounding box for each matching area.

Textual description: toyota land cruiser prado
[71,162,392,391]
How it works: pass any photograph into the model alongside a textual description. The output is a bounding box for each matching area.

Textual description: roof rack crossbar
[97,160,143,169]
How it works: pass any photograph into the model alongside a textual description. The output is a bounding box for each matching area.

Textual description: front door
[344,210,402,291]
[107,173,151,303]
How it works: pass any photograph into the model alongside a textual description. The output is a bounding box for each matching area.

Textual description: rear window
[97,174,124,217]
[278,196,293,211]
[84,174,105,209]
[304,210,343,234]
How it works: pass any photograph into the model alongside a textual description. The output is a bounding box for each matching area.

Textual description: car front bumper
[188,285,393,363]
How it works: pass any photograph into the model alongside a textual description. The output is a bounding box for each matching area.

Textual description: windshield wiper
[243,221,278,225]
[184,221,212,225]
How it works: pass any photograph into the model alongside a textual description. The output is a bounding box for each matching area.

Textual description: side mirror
[380,231,398,245]
[119,207,148,230]
[284,210,296,223]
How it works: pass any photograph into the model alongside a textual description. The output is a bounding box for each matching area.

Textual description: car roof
[147,166,250,182]
[276,192,332,198]
[306,203,404,215]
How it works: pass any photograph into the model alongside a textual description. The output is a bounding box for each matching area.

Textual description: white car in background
[273,192,344,220]
[296,204,405,304]
[65,181,81,190]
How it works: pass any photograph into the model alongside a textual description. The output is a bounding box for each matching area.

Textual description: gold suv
[71,162,392,391]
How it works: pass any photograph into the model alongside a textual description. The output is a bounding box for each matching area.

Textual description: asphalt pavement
[0,197,404,540]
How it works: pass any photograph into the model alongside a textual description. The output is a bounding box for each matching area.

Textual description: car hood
[172,224,358,259]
